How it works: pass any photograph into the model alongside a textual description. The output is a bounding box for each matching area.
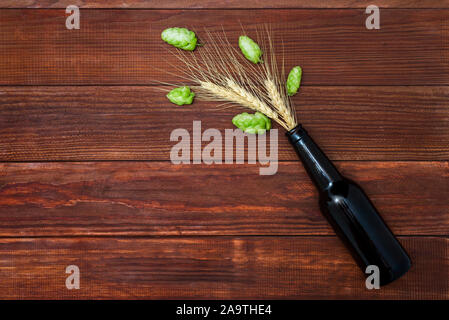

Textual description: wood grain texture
[0,236,446,299]
[3,0,449,9]
[1,86,449,161]
[1,4,448,300]
[0,9,448,85]
[0,161,447,237]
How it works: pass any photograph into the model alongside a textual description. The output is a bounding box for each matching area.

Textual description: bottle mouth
[285,124,306,144]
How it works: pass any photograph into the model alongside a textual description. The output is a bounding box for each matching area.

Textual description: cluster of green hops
[286,66,302,96]
[166,86,195,105]
[238,35,262,64]
[232,112,272,134]
[161,27,198,51]
[162,27,197,106]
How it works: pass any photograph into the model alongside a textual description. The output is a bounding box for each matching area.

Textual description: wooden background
[0,0,448,299]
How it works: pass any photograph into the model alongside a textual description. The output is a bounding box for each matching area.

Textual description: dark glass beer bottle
[287,125,411,285]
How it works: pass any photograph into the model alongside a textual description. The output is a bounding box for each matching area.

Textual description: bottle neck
[286,125,342,191]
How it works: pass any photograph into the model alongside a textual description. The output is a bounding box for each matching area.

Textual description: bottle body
[287,125,411,285]
[319,179,411,285]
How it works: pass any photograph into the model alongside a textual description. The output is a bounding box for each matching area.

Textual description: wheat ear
[225,79,279,120]
[264,78,295,130]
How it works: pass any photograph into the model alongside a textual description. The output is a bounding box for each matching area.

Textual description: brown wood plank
[0,161,447,237]
[0,9,447,85]
[0,236,446,299]
[3,0,449,9]
[1,86,448,161]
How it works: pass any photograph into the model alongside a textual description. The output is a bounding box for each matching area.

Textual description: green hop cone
[286,66,302,96]
[232,112,271,134]
[167,86,195,106]
[238,35,262,64]
[161,27,198,51]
